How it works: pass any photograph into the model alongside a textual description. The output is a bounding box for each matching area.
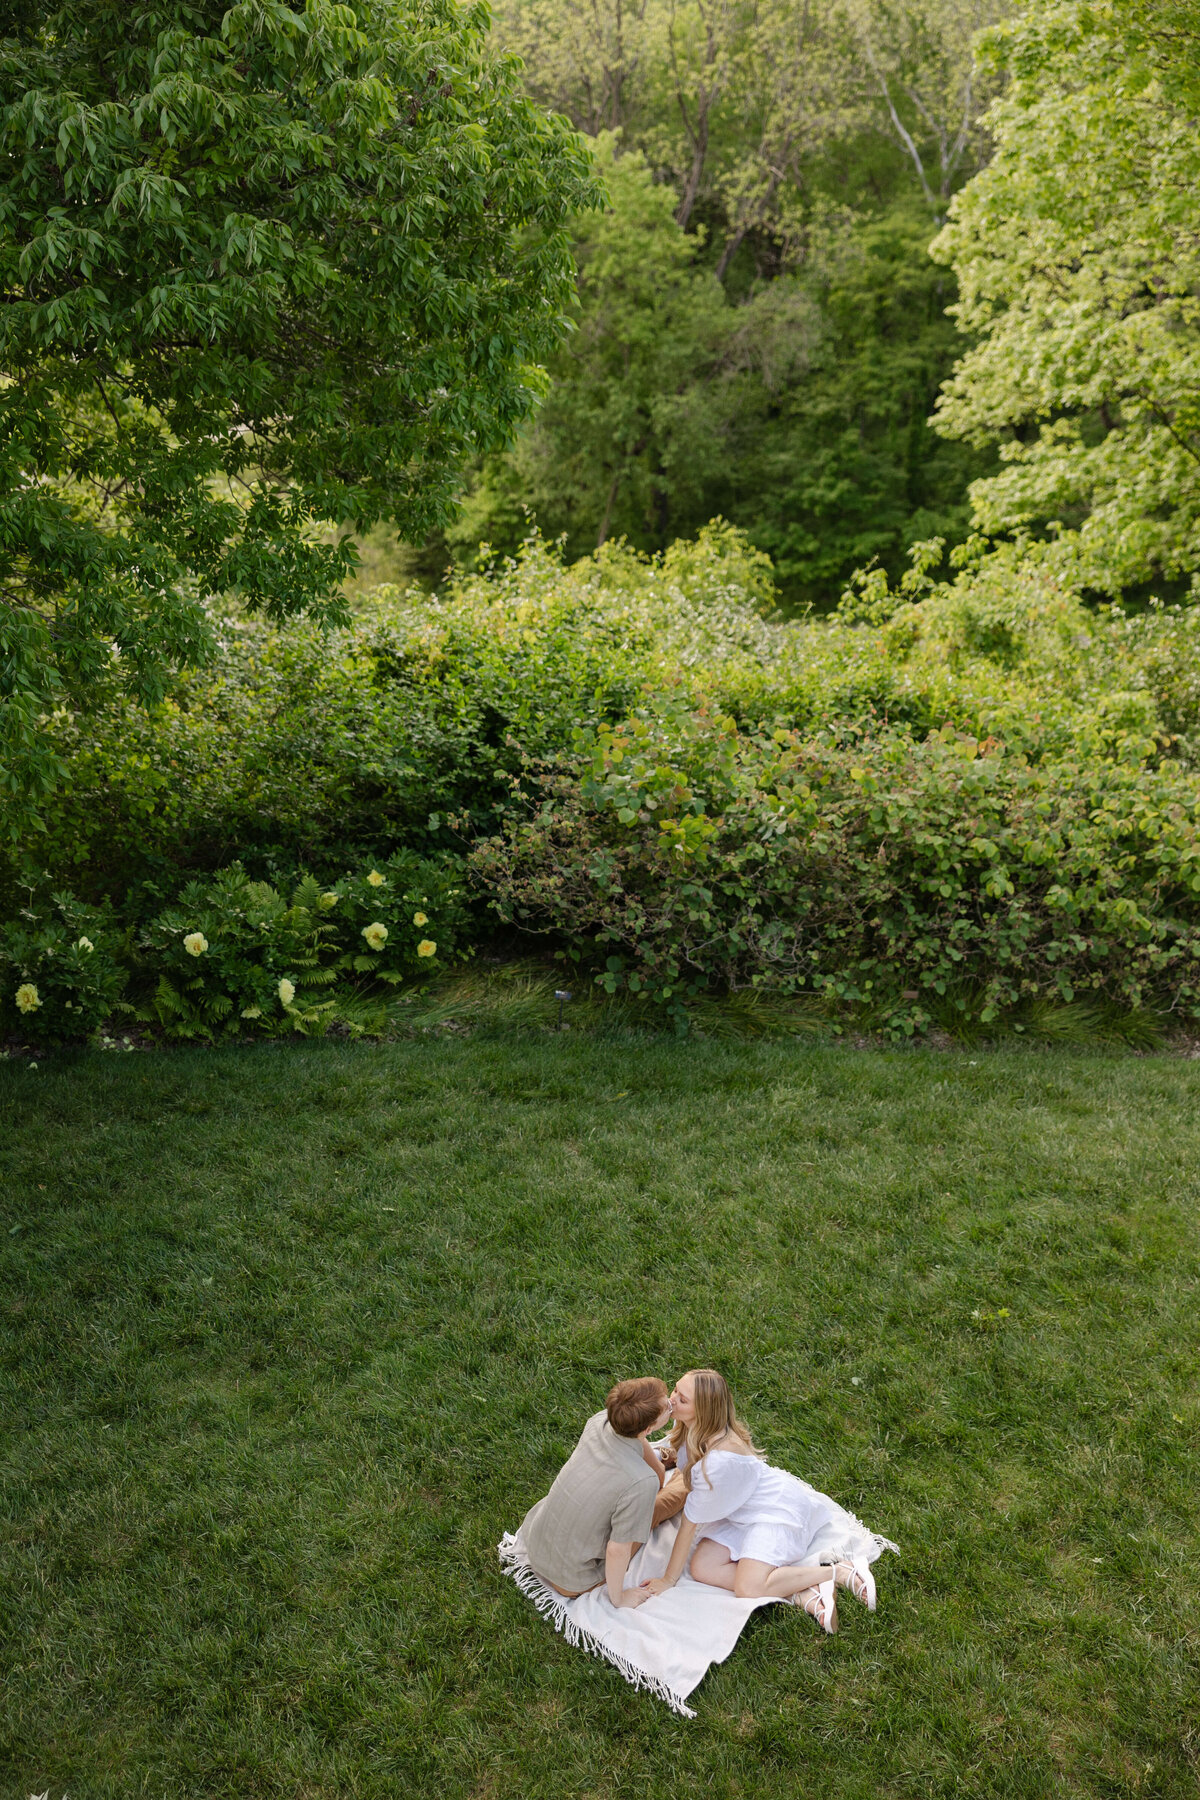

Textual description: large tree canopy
[0,0,595,828]
[447,0,1006,598]
[930,0,1200,600]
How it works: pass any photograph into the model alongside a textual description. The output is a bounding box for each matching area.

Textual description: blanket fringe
[498,1533,698,1718]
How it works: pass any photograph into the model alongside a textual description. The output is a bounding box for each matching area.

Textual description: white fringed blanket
[498,1510,897,1718]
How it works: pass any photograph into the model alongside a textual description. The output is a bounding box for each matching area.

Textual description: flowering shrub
[0,895,127,1045]
[127,854,472,1041]
[138,867,337,1039]
[470,700,1200,1032]
[328,851,471,979]
[8,528,1200,1041]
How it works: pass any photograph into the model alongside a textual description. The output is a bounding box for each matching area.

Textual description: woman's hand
[654,1513,698,1592]
[645,1576,676,1596]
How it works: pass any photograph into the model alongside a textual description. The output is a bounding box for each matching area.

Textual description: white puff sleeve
[683,1452,762,1524]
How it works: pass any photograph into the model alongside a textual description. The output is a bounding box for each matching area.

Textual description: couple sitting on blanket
[520,1368,876,1634]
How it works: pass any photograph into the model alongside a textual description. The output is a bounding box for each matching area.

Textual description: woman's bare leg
[732,1557,847,1601]
[688,1539,738,1591]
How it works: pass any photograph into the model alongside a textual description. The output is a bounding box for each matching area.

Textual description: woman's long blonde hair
[668,1369,761,1487]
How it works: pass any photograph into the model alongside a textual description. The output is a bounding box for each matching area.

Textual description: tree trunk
[597,471,622,546]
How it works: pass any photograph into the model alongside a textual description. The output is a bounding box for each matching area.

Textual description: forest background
[389,0,1010,606]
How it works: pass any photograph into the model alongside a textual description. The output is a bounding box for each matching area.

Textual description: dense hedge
[8,526,1200,1040]
[472,706,1200,1034]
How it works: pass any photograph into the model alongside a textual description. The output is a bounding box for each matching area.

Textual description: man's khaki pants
[651,1469,687,1529]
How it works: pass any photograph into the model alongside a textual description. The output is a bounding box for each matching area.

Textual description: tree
[450,136,729,557]
[719,200,986,599]
[494,0,855,270]
[929,0,1200,600]
[844,0,1012,220]
[452,151,989,594]
[0,0,595,830]
[488,0,655,135]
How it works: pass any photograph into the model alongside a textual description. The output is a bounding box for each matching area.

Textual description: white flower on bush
[76,936,95,954]
[15,983,41,1014]
[413,911,428,926]
[184,932,208,956]
[278,978,296,1006]
[363,922,388,950]
[319,892,339,910]
[367,870,386,887]
[241,1005,263,1019]
[417,939,437,958]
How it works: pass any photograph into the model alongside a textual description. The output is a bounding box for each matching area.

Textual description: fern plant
[137,868,337,1040]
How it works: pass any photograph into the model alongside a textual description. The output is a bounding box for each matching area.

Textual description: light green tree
[0,0,595,829]
[493,0,855,264]
[843,0,1012,219]
[930,0,1200,599]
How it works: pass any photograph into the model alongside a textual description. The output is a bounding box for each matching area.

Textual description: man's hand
[605,1540,645,1609]
[617,1583,653,1608]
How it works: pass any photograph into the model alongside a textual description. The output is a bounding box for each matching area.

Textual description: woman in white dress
[645,1369,879,1633]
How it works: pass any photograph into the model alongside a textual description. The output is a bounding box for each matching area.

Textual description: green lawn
[2,1038,1198,1799]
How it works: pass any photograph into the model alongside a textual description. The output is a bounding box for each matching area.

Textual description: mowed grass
[2,1039,1198,1800]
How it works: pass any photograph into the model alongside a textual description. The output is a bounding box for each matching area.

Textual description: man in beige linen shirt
[520,1377,687,1607]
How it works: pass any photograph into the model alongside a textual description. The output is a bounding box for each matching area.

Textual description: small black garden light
[554,989,573,1030]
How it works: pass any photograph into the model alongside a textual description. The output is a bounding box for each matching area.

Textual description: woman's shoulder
[701,1444,763,1481]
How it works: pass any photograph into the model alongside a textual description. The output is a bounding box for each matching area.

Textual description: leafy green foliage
[0,891,126,1044]
[456,164,989,596]
[327,851,472,981]
[451,137,730,558]
[138,867,340,1040]
[716,203,989,600]
[8,524,1200,1037]
[13,528,779,902]
[472,699,1200,1029]
[0,0,597,829]
[130,852,470,1041]
[930,0,1200,600]
[436,0,1010,600]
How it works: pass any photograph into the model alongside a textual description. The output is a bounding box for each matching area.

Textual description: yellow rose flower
[76,936,95,954]
[277,978,296,1006]
[417,939,437,958]
[183,931,208,956]
[367,870,385,887]
[319,892,339,910]
[412,911,428,926]
[15,982,41,1014]
[363,922,388,950]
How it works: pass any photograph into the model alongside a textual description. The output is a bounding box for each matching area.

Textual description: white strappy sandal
[797,1570,838,1634]
[843,1556,877,1612]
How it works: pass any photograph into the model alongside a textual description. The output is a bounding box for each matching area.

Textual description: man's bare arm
[605,1540,651,1608]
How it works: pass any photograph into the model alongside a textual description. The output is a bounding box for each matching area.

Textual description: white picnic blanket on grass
[498,1508,897,1717]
